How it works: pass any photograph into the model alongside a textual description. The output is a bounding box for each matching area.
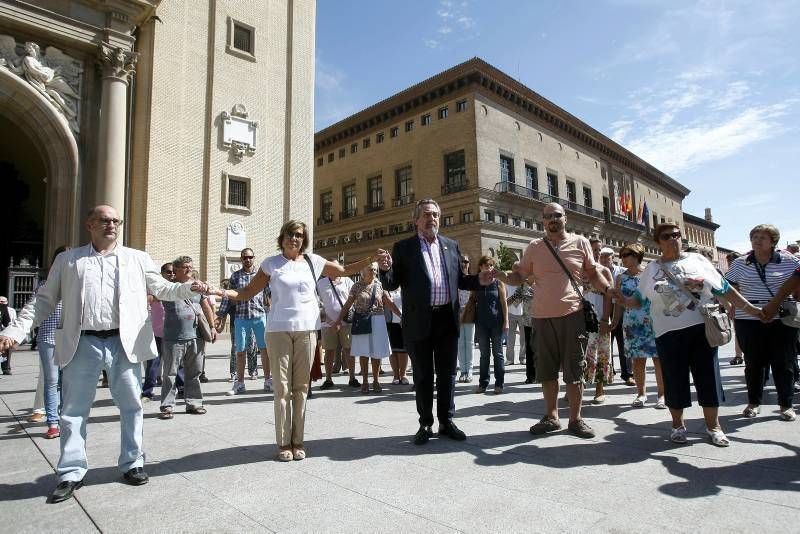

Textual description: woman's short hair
[276,220,309,253]
[360,261,378,278]
[477,255,495,268]
[620,243,645,264]
[172,255,193,268]
[652,222,680,244]
[749,224,780,246]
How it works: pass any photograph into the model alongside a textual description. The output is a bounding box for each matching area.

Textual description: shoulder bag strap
[542,238,584,300]
[753,260,776,299]
[303,254,322,297]
[329,278,346,307]
[658,260,702,306]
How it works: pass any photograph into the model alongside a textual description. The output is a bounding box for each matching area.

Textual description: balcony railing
[610,215,646,232]
[442,179,470,195]
[340,207,357,220]
[317,213,334,225]
[392,194,415,207]
[364,201,385,214]
[495,182,604,219]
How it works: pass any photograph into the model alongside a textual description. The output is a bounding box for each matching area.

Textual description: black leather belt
[81,329,120,338]
[431,304,451,311]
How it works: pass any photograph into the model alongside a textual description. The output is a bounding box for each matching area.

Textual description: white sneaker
[226,381,246,396]
[264,377,273,392]
[631,395,647,408]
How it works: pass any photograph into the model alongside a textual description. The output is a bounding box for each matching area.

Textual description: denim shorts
[234,316,267,352]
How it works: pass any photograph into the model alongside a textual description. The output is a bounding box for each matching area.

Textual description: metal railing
[340,208,358,219]
[442,179,470,195]
[392,194,415,207]
[610,215,646,231]
[317,213,333,225]
[364,201,385,214]
[494,182,604,219]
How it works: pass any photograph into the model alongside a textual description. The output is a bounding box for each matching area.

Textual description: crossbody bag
[350,283,378,335]
[753,261,800,329]
[542,239,599,333]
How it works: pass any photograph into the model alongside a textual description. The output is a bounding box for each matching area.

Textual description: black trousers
[524,326,536,381]
[735,319,797,407]
[405,307,458,427]
[611,321,631,379]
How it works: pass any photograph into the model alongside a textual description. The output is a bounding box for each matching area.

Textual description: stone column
[95,43,137,216]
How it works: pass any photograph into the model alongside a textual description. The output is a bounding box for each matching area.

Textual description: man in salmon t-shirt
[492,202,612,438]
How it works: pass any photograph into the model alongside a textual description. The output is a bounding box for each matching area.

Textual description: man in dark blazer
[380,199,489,445]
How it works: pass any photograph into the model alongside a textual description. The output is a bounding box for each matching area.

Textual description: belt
[431,304,451,311]
[81,329,120,338]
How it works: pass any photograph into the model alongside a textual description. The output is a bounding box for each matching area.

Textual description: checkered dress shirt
[216,268,270,320]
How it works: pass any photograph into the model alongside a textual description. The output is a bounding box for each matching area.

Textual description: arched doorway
[0,67,80,297]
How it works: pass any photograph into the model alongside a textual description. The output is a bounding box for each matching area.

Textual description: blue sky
[315,0,800,252]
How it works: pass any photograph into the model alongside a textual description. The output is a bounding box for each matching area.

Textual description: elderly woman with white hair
[336,262,400,393]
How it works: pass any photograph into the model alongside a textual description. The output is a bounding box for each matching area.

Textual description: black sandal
[159,409,174,420]
[187,406,207,415]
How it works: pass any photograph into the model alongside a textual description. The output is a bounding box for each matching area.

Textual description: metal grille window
[547,172,558,197]
[395,166,413,198]
[444,150,466,186]
[320,191,332,220]
[583,186,592,208]
[566,181,577,202]
[233,24,253,53]
[342,184,357,217]
[525,165,538,191]
[228,179,248,207]
[500,155,514,183]
[368,176,383,207]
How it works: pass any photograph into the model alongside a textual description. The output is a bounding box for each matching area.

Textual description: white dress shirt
[82,246,120,331]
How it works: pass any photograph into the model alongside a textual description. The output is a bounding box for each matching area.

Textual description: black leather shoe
[49,479,83,503]
[438,421,467,441]
[123,467,149,486]
[413,426,433,445]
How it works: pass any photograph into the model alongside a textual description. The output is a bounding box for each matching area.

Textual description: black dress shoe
[50,479,83,503]
[413,426,433,445]
[123,467,149,486]
[438,421,467,441]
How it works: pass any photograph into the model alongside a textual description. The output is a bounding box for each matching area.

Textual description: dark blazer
[380,234,481,342]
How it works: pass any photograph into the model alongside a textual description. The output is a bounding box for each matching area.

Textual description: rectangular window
[652,213,658,229]
[444,150,466,188]
[339,148,345,159]
[536,222,544,231]
[316,157,323,167]
[376,132,384,143]
[395,166,413,200]
[405,120,414,132]
[319,191,333,222]
[438,107,449,119]
[228,178,248,207]
[462,211,473,223]
[226,18,256,59]
[456,100,467,112]
[512,218,521,227]
[582,186,592,208]
[547,172,558,197]
[524,219,532,229]
[351,143,358,154]
[367,176,383,209]
[390,127,399,138]
[500,155,515,183]
[525,165,538,191]
[443,215,454,227]
[342,184,356,218]
[566,180,577,203]
[327,153,334,163]
[421,114,431,126]
[363,137,370,149]
[485,210,495,222]
[233,24,253,53]
[499,214,508,225]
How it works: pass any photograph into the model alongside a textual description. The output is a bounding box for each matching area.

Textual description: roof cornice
[683,211,720,230]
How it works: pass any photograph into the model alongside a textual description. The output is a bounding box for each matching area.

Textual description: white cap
[600,247,615,255]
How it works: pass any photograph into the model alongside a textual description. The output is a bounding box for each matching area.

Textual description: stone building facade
[0,0,314,300]
[682,209,719,265]
[313,58,689,267]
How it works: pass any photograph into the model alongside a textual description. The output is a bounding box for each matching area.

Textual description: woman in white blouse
[215,220,386,461]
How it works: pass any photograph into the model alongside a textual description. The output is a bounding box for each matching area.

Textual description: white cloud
[424,39,440,49]
[711,81,752,111]
[438,26,452,35]
[426,0,477,49]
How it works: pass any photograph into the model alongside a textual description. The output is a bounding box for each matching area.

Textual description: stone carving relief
[221,104,258,161]
[0,35,84,134]
[97,42,137,80]
[226,220,247,251]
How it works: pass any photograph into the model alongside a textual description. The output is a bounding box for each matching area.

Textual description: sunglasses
[543,212,564,220]
[659,231,682,241]
[241,255,255,260]
[285,232,305,239]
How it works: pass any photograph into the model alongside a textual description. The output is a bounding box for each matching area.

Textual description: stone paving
[1,338,798,533]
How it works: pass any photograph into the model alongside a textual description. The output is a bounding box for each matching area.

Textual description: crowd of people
[0,201,798,504]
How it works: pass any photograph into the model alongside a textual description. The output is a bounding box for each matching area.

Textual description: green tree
[497,242,517,271]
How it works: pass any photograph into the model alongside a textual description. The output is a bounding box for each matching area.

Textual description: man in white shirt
[316,264,358,388]
[0,205,209,504]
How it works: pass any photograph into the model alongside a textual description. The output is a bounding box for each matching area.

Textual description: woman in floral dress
[612,243,665,409]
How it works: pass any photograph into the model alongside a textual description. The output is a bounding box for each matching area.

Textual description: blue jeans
[37,341,60,425]
[58,335,144,482]
[477,323,504,388]
[457,323,475,376]
[141,337,162,399]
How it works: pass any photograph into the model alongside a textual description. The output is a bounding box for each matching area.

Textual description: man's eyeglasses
[95,217,123,227]
[542,212,564,220]
[241,255,255,260]
[659,231,682,241]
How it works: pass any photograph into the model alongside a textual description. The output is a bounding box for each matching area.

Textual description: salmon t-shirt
[519,234,596,319]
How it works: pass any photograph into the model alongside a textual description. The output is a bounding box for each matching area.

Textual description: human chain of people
[0,201,798,504]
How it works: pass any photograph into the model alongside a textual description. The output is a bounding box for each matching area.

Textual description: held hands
[214,317,225,331]
[0,335,17,352]
[190,280,210,294]
[759,302,778,323]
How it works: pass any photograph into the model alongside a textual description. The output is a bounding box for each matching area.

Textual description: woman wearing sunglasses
[613,223,759,447]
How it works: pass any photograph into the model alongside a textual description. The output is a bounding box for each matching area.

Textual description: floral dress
[620,271,658,359]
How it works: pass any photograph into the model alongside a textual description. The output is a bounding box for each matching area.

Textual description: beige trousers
[266,330,316,447]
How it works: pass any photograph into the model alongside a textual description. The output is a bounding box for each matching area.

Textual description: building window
[339,148,345,159]
[456,100,467,112]
[342,184,357,219]
[566,180,577,203]
[405,120,414,132]
[444,150,466,191]
[462,211,473,223]
[652,213,658,228]
[222,172,251,213]
[512,217,521,227]
[363,137,370,149]
[421,114,431,126]
[443,215,454,227]
[395,166,413,203]
[536,222,544,231]
[485,210,495,222]
[524,219,532,229]
[500,155,515,183]
[583,186,592,208]
[319,191,333,223]
[327,153,334,163]
[226,18,256,60]
[317,157,323,167]
[390,127,399,138]
[499,214,508,225]
[547,172,558,197]
[351,143,357,154]
[367,176,383,211]
[438,107,449,119]
[376,132,385,143]
[525,165,538,191]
